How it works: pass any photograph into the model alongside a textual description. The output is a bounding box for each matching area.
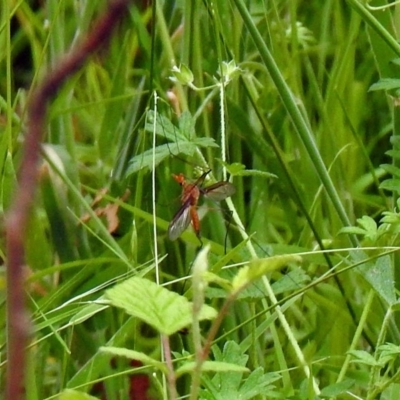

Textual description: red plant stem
[5,1,130,399]
[161,334,178,400]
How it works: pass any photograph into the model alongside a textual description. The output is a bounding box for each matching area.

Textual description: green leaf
[232,254,302,294]
[381,163,400,178]
[369,78,400,92]
[217,161,246,175]
[178,110,196,139]
[271,268,311,295]
[127,110,219,175]
[145,110,187,142]
[199,342,280,399]
[385,149,400,159]
[216,160,277,178]
[355,253,396,306]
[202,341,248,394]
[100,346,167,373]
[126,143,197,174]
[380,178,400,192]
[320,380,355,397]
[106,277,217,335]
[339,216,379,242]
[348,350,383,367]
[237,368,281,400]
[392,300,400,312]
[391,58,400,67]
[357,215,378,231]
[378,343,400,359]
[145,110,199,142]
[176,361,249,377]
[126,137,218,175]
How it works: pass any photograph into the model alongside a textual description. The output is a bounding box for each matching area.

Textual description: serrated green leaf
[126,137,218,176]
[145,110,186,141]
[100,346,166,373]
[369,78,400,92]
[215,160,277,178]
[217,341,248,366]
[58,389,100,400]
[207,341,248,392]
[106,277,217,335]
[178,110,196,139]
[385,149,400,159]
[342,215,379,242]
[126,142,197,175]
[238,368,280,399]
[216,160,246,175]
[176,360,249,377]
[199,342,279,399]
[380,178,400,192]
[348,350,382,367]
[357,215,377,231]
[381,164,400,178]
[378,343,400,358]
[145,110,200,142]
[320,379,355,397]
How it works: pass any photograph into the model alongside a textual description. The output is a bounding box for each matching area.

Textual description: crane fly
[168,170,235,242]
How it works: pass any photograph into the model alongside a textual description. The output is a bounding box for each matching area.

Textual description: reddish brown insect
[168,170,235,241]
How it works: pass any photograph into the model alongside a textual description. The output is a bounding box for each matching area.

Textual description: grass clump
[2,1,400,399]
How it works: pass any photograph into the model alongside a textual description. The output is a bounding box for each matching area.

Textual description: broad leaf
[353,252,396,306]
[106,277,217,335]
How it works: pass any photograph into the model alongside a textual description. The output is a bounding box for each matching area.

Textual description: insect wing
[203,181,236,201]
[168,199,192,240]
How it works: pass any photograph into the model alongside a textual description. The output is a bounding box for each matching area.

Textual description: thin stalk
[346,0,400,57]
[161,334,177,400]
[336,289,375,384]
[367,306,394,400]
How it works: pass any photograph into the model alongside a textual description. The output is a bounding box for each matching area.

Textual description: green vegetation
[2,0,400,398]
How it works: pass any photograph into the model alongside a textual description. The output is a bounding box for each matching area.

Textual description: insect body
[168,170,235,241]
